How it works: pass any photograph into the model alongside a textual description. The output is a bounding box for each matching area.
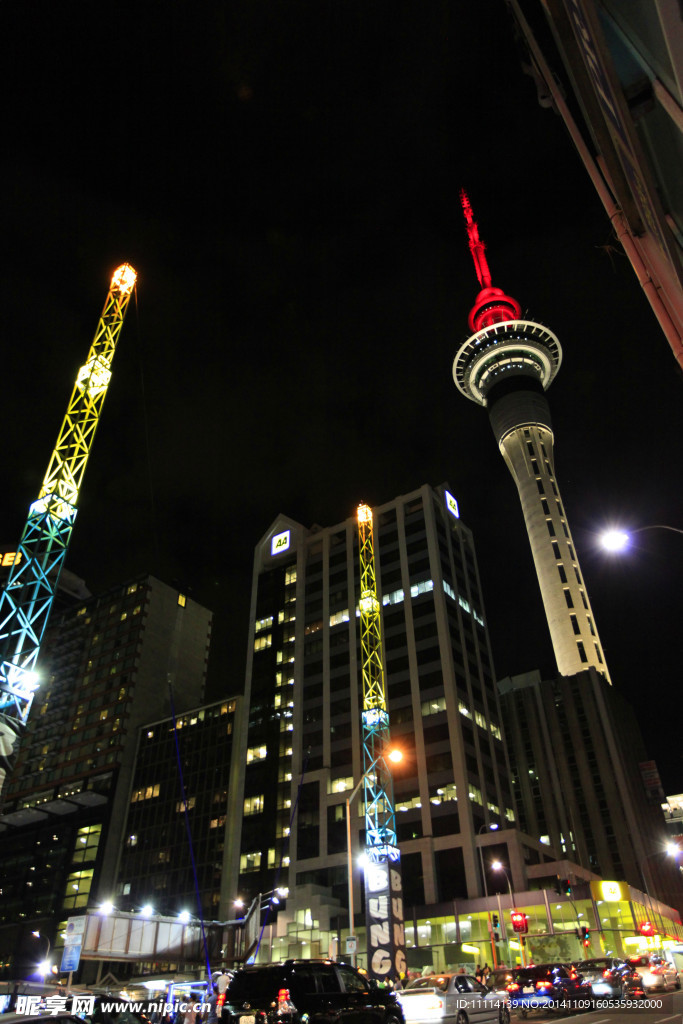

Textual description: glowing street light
[99,900,114,915]
[600,524,683,553]
[345,746,403,966]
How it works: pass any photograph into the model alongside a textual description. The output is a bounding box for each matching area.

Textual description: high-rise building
[453,192,609,681]
[115,696,240,923]
[229,484,560,946]
[0,574,211,976]
[499,667,683,914]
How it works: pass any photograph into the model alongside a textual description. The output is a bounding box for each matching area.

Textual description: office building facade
[114,696,240,923]
[499,668,683,915]
[230,484,560,945]
[0,574,211,976]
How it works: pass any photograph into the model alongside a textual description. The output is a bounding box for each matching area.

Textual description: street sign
[345,936,358,955]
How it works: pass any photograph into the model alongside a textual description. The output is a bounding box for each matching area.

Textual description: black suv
[221,960,404,1024]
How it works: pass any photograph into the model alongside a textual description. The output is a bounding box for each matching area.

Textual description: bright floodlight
[99,900,114,915]
[178,910,191,924]
[387,748,403,764]
[601,529,630,553]
[140,903,154,917]
[666,843,679,857]
[38,960,51,976]
[490,823,499,830]
[111,263,137,295]
[491,860,503,872]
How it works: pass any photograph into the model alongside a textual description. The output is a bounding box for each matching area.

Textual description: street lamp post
[492,861,525,967]
[478,823,500,968]
[32,931,51,976]
[345,748,402,967]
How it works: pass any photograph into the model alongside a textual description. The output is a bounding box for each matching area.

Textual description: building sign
[364,856,407,982]
[591,879,628,902]
[60,915,86,973]
[270,530,290,556]
[444,491,460,519]
[0,552,22,567]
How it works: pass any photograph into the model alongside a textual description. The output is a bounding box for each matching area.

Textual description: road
[511,988,683,1023]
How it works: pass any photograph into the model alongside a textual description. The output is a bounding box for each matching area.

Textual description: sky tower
[453,192,610,682]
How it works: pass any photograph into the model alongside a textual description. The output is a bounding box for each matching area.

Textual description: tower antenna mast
[356,503,406,983]
[0,264,137,794]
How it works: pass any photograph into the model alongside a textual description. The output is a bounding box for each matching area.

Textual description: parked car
[627,954,681,992]
[221,960,405,1024]
[504,963,589,1012]
[572,957,640,999]
[398,973,509,1024]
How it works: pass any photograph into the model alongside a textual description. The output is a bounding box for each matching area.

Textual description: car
[504,963,589,1012]
[221,959,405,1024]
[572,957,639,999]
[627,954,681,992]
[398,973,509,1024]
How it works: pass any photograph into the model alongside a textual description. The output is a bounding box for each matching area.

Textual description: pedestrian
[482,963,491,983]
[475,964,483,984]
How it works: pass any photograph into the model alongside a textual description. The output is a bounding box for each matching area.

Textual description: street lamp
[32,931,51,976]
[345,747,402,966]
[477,823,499,898]
[492,861,526,967]
[600,524,683,553]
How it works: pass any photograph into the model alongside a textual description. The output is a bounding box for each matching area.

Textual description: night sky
[2,3,682,788]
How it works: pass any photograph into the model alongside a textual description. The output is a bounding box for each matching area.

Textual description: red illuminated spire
[460,189,521,333]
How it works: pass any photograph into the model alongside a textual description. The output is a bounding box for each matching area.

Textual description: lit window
[329,609,349,627]
[410,579,434,598]
[285,567,297,585]
[254,634,272,652]
[443,581,456,600]
[175,797,196,812]
[244,795,264,815]
[246,745,267,763]
[126,835,137,847]
[256,615,274,632]
[397,795,422,812]
[328,776,353,794]
[240,851,262,872]
[421,697,446,716]
[178,593,186,607]
[126,584,138,595]
[382,588,405,607]
[458,702,472,719]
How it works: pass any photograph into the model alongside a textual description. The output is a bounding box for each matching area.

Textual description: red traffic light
[510,911,528,934]
[639,921,655,937]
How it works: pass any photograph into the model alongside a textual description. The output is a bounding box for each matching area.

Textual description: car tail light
[603,970,611,978]
[506,983,519,992]
[277,990,294,1014]
[535,981,549,990]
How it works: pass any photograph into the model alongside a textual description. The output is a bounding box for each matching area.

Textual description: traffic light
[510,911,528,934]
[557,877,571,896]
[492,914,499,928]
[639,921,655,937]
[580,925,591,947]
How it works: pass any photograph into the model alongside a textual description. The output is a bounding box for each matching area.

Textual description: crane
[0,264,137,795]
[356,503,406,982]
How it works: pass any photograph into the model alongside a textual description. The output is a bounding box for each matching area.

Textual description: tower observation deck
[453,191,609,681]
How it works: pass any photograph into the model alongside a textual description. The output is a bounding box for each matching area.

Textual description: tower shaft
[0,264,137,793]
[453,194,609,681]
[357,503,406,983]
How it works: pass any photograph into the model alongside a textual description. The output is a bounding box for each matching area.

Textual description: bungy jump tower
[453,191,609,682]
